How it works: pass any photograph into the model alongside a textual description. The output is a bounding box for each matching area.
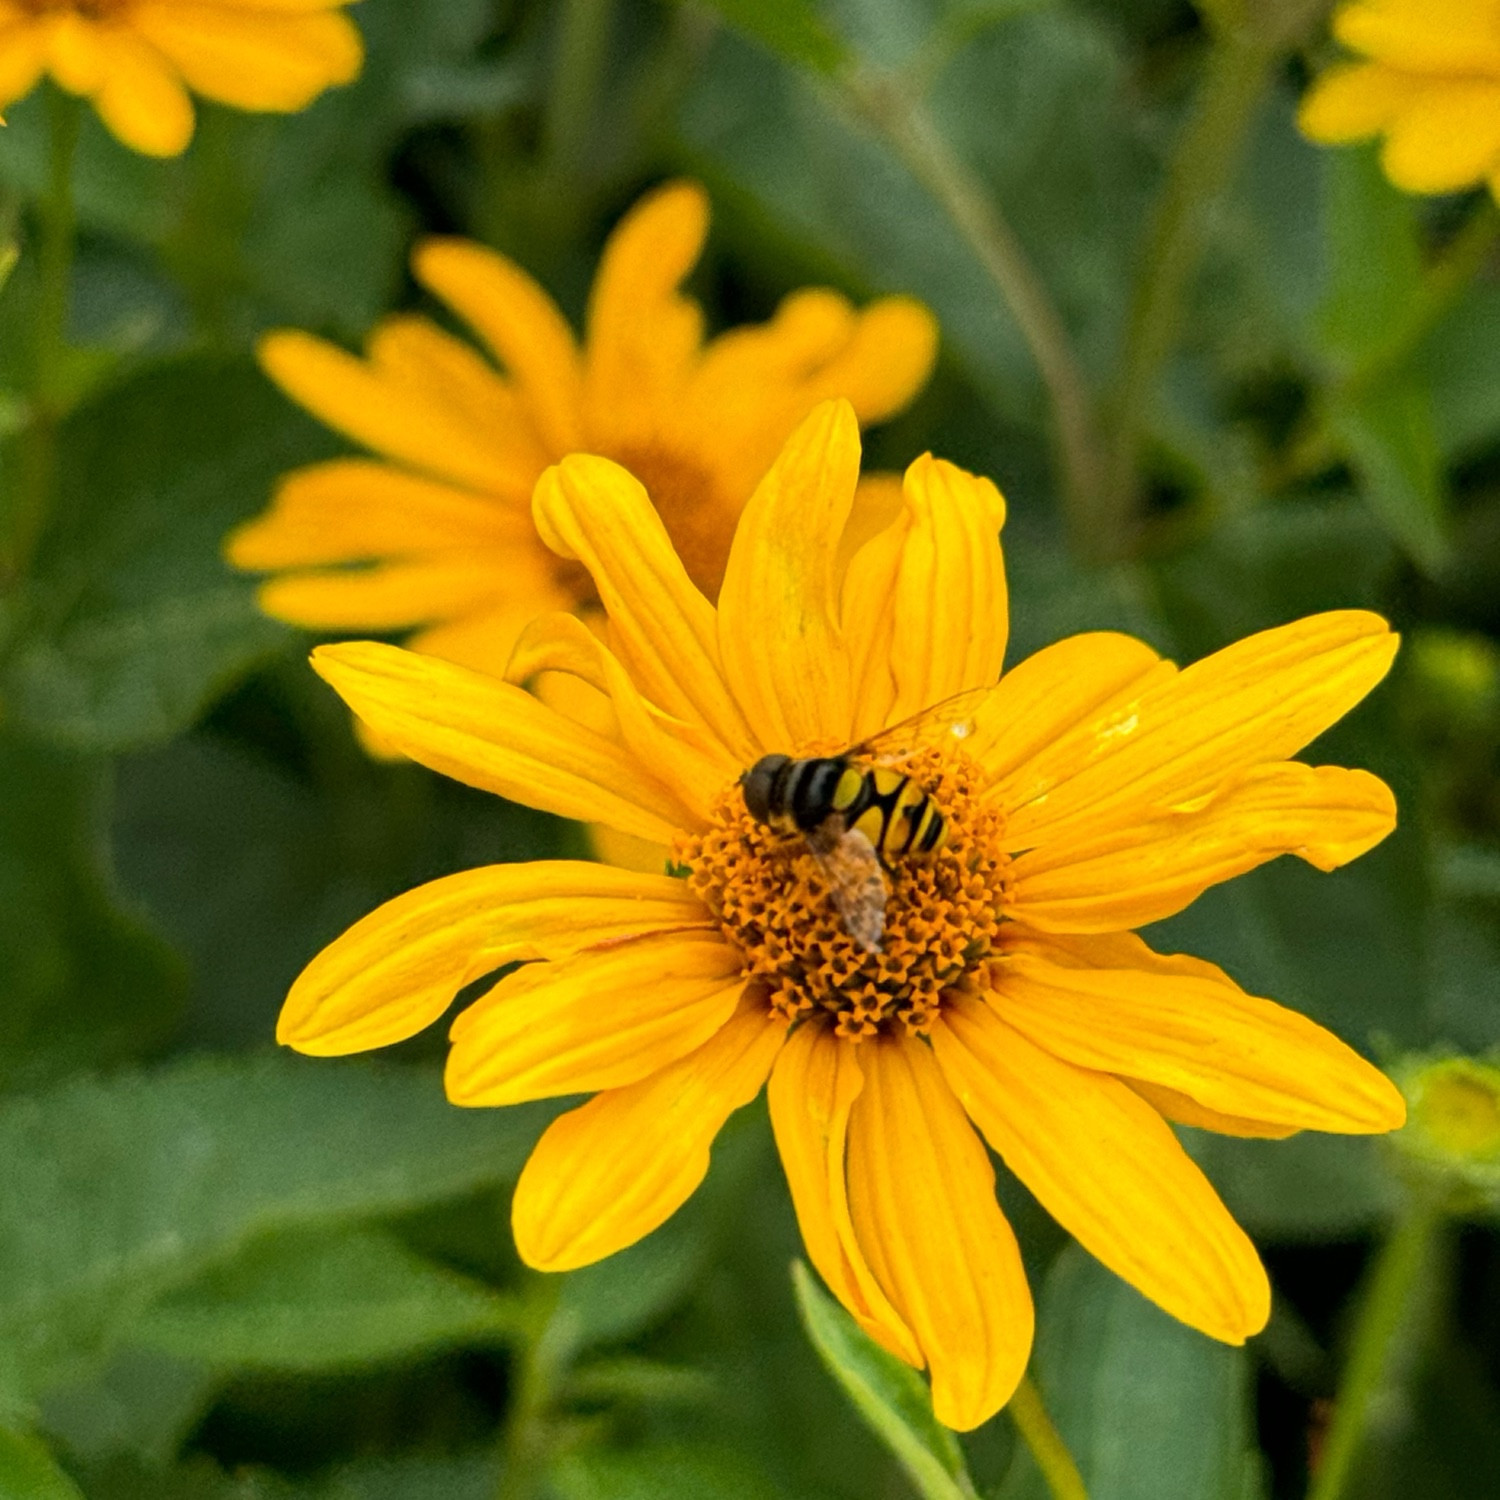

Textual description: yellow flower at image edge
[279,401,1406,1432]
[1300,0,1500,199]
[0,0,361,156]
[226,181,937,691]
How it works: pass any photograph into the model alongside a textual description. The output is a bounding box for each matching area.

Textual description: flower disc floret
[681,749,1010,1039]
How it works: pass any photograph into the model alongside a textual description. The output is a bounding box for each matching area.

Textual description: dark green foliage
[0,0,1495,1494]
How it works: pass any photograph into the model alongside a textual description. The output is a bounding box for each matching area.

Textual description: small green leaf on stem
[790,1260,977,1500]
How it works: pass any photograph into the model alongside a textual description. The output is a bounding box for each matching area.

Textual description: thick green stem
[7,87,81,584]
[1008,1373,1089,1500]
[1103,23,1277,554]
[1307,1192,1444,1500]
[843,72,1107,561]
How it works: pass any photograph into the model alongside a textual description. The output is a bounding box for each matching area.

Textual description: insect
[738,688,992,955]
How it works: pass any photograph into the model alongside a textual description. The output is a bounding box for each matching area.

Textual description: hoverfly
[738,687,993,955]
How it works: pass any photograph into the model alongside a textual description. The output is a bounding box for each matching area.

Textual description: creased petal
[885,454,1008,723]
[932,994,1269,1344]
[1125,1078,1298,1140]
[278,863,707,1055]
[767,1022,920,1365]
[413,237,584,455]
[446,933,745,1105]
[839,481,909,742]
[1007,760,1397,930]
[971,631,1170,785]
[507,612,739,819]
[512,989,785,1270]
[993,927,1407,1133]
[846,1033,1032,1431]
[532,455,757,763]
[1002,611,1398,850]
[718,400,859,750]
[311,641,695,843]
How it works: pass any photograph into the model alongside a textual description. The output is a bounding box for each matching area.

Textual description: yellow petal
[796,295,940,423]
[993,927,1407,1133]
[408,586,576,681]
[1298,61,1410,143]
[1380,80,1500,195]
[413,236,584,455]
[506,612,739,819]
[1002,611,1398,851]
[445,933,746,1106]
[257,555,510,630]
[1336,0,1500,74]
[846,1033,1032,1431]
[44,11,106,91]
[258,328,528,497]
[227,459,527,570]
[766,1022,921,1366]
[932,994,1270,1344]
[970,631,1170,786]
[531,455,757,763]
[1125,1078,1298,1140]
[839,478,909,741]
[311,641,694,843]
[0,19,44,105]
[512,990,785,1270]
[886,454,1007,723]
[717,400,859,750]
[128,1,360,111]
[89,26,194,156]
[278,862,708,1056]
[584,180,709,447]
[1007,760,1397,930]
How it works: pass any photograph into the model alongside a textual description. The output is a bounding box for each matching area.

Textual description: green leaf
[0,357,333,752]
[1000,1246,1262,1500]
[131,1226,519,1372]
[790,1261,974,1500]
[0,733,185,1086]
[1316,146,1423,369]
[686,0,847,75]
[0,1055,548,1407]
[1326,377,1448,573]
[0,1429,83,1500]
[550,1443,792,1500]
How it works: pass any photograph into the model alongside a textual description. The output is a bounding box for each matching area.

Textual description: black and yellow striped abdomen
[740,754,948,858]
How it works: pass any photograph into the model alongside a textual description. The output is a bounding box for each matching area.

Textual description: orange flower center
[678,748,1010,1040]
[607,444,733,599]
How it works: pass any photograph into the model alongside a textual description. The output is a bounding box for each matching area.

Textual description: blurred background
[0,0,1498,1496]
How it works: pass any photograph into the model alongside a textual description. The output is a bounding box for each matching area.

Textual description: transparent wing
[845,683,996,765]
[807,818,887,955]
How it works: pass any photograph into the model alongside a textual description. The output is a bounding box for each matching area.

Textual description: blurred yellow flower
[276,400,1406,1432]
[228,181,938,689]
[1299,0,1500,199]
[0,0,361,157]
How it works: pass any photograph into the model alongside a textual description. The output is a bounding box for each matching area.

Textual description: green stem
[1008,1373,1089,1500]
[1103,22,1277,555]
[494,1275,571,1500]
[1306,1192,1444,1500]
[842,72,1107,561]
[541,0,615,185]
[7,87,81,585]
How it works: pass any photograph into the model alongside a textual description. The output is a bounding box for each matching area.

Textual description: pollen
[678,748,1010,1040]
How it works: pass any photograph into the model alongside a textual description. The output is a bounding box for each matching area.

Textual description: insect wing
[845,684,995,765]
[807,817,887,955]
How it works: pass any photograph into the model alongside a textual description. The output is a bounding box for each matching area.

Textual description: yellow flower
[0,0,361,157]
[278,401,1406,1431]
[228,181,937,688]
[1299,0,1500,199]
